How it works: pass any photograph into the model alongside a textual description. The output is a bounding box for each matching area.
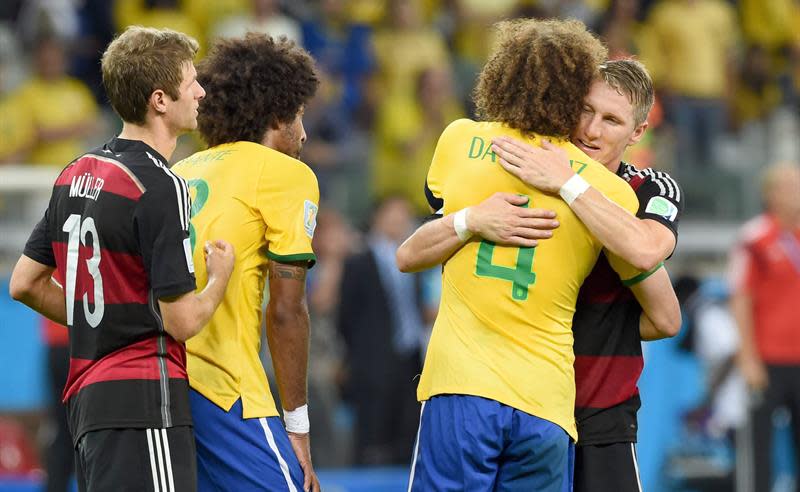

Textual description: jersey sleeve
[23,208,56,267]
[425,120,464,212]
[634,171,683,242]
[134,174,196,299]
[258,163,319,268]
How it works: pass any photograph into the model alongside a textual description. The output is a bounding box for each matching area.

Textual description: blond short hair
[101,26,199,125]
[599,59,654,127]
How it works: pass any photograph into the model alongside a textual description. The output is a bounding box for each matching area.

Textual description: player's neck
[118,121,178,161]
[604,156,623,174]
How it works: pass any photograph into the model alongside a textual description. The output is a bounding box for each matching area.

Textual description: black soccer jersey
[573,162,683,446]
[23,137,197,444]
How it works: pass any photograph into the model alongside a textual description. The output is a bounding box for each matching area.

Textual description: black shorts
[574,442,642,492]
[75,426,196,492]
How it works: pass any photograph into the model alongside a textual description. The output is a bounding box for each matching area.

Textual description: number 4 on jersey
[474,197,537,301]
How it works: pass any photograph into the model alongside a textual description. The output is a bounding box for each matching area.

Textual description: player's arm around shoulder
[490,136,679,271]
[396,194,559,273]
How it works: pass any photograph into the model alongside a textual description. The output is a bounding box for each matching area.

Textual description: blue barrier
[0,279,46,410]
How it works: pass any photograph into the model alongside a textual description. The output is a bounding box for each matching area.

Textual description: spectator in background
[641,0,738,172]
[114,0,205,58]
[371,0,448,116]
[70,0,115,105]
[16,36,99,166]
[729,162,800,492]
[301,0,374,125]
[211,0,300,42]
[597,0,642,58]
[337,196,429,466]
[374,67,463,214]
[739,0,797,92]
[307,207,360,467]
[302,68,372,219]
[679,276,747,441]
[0,42,35,164]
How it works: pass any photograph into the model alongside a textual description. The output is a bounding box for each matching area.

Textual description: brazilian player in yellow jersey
[172,35,321,492]
[404,19,646,492]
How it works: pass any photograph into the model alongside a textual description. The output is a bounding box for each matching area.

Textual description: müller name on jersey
[69,172,105,201]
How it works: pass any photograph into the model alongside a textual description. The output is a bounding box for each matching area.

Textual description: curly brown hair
[196,34,319,147]
[474,18,608,138]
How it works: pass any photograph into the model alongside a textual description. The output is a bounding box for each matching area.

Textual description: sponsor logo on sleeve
[304,200,318,238]
[645,196,678,221]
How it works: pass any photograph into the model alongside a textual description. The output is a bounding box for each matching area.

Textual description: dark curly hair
[196,34,319,147]
[474,18,608,138]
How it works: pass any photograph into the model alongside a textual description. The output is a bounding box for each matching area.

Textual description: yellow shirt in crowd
[642,0,738,98]
[173,141,319,419]
[16,77,98,166]
[0,93,36,162]
[418,119,642,440]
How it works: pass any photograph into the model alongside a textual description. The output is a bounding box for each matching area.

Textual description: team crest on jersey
[303,200,318,238]
[645,196,678,222]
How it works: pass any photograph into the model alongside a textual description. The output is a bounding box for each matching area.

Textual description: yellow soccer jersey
[173,141,319,419]
[418,119,640,440]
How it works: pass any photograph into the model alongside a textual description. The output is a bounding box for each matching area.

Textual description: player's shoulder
[579,155,632,192]
[738,214,775,246]
[620,161,683,204]
[443,118,476,133]
[438,118,481,141]
[247,143,319,189]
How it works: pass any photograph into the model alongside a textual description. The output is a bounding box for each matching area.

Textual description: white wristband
[283,404,310,434]
[559,175,590,206]
[453,208,472,242]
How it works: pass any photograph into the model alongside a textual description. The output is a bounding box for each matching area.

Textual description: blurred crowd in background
[1,0,799,219]
[1,0,799,491]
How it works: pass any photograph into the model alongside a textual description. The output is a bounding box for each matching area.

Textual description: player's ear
[627,121,648,147]
[149,89,168,115]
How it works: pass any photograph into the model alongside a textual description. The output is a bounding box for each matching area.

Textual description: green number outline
[187,179,209,254]
[474,197,536,301]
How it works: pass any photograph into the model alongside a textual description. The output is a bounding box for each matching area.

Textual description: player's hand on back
[468,192,559,248]
[287,432,321,492]
[491,136,574,193]
[204,240,235,283]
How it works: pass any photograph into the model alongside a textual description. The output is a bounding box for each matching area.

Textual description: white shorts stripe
[153,428,168,492]
[406,401,426,492]
[161,429,176,492]
[631,443,643,492]
[258,418,298,492]
[146,429,161,492]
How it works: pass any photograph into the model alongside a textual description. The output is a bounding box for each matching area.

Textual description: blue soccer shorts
[407,394,575,492]
[189,389,304,492]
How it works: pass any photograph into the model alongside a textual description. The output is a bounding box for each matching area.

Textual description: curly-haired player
[401,19,654,492]
[172,34,321,492]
